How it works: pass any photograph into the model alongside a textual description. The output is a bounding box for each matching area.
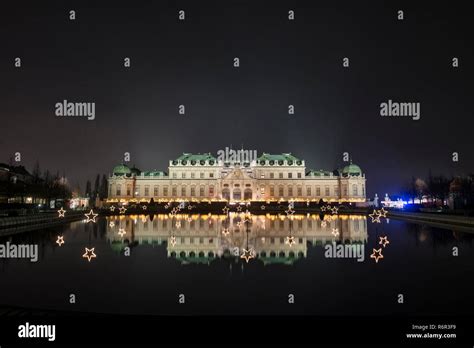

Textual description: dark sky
[1,0,473,197]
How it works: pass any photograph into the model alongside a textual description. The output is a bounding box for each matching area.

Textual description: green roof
[174,153,217,165]
[113,164,132,175]
[257,153,302,165]
[341,163,362,176]
[306,169,333,177]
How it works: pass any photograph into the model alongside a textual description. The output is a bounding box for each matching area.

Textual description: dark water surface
[1,213,473,316]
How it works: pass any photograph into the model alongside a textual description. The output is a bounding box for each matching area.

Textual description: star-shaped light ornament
[370,248,384,263]
[82,247,97,262]
[285,236,296,247]
[142,205,147,210]
[236,221,242,228]
[378,208,388,218]
[222,206,229,215]
[118,228,126,237]
[331,228,339,237]
[240,248,255,263]
[175,221,181,228]
[109,221,115,228]
[321,206,327,212]
[57,207,66,218]
[331,206,339,214]
[261,205,266,210]
[84,209,98,223]
[236,205,243,212]
[118,206,127,214]
[109,205,116,212]
[56,235,65,246]
[170,236,177,247]
[369,210,381,223]
[285,208,295,217]
[321,221,327,228]
[379,236,390,248]
[222,228,230,236]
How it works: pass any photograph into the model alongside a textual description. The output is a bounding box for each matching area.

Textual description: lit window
[135,185,140,196]
[261,173,265,179]
[209,186,214,196]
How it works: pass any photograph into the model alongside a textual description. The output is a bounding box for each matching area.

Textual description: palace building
[107,152,366,203]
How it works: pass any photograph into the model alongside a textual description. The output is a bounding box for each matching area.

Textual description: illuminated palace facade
[108,153,366,203]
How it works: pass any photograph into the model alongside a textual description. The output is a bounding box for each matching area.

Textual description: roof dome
[342,163,362,176]
[113,164,131,175]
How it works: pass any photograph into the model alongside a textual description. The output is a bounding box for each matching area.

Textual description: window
[199,186,204,196]
[260,173,265,179]
[316,187,321,196]
[288,173,293,179]
[200,172,204,179]
[191,186,196,196]
[154,186,158,196]
[334,186,339,196]
[306,186,311,196]
[362,184,365,196]
[270,173,274,179]
[279,173,283,179]
[270,186,275,196]
[172,186,177,196]
[209,186,214,196]
[135,185,140,196]
[297,186,302,196]
[127,186,131,196]
[342,185,347,196]
[181,172,186,179]
[181,186,186,196]
[209,173,214,178]
[278,186,284,196]
[172,173,177,179]
[288,186,293,196]
[163,187,168,196]
[260,187,265,195]
[297,173,302,179]
[191,173,195,179]
[325,186,330,196]
[352,184,358,196]
[116,184,121,196]
[144,186,149,196]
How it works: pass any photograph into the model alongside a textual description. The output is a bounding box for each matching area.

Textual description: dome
[342,163,362,176]
[113,164,131,176]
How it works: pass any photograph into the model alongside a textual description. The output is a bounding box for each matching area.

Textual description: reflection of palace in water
[106,214,367,265]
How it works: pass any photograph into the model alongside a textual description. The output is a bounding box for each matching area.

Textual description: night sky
[1,0,473,197]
